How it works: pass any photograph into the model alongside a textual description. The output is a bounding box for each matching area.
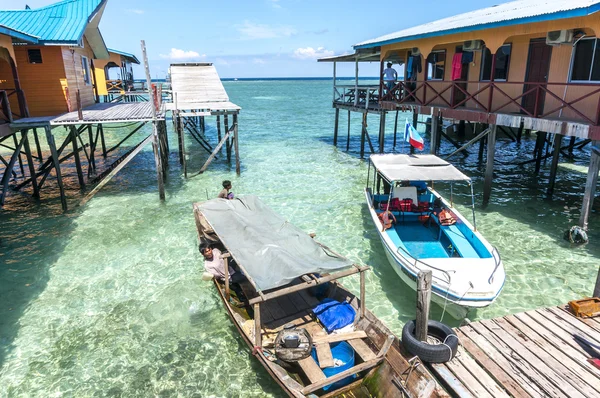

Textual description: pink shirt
[204,248,236,280]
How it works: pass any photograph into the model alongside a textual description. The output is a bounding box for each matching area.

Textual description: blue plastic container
[311,341,356,391]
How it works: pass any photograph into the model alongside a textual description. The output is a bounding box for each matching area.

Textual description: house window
[81,56,91,85]
[570,38,600,82]
[27,49,42,64]
[426,51,446,80]
[480,44,511,81]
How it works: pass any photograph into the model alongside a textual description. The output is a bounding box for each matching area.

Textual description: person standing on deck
[218,180,234,199]
[382,62,398,94]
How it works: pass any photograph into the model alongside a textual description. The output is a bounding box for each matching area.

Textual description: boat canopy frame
[366,154,477,230]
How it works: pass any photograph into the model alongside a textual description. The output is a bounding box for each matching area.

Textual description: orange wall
[382,14,600,124]
[62,36,97,110]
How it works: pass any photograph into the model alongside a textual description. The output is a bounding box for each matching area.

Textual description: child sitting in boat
[200,243,244,283]
[378,210,397,231]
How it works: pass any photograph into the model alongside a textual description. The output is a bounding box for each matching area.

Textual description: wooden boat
[193,196,449,398]
[364,154,505,319]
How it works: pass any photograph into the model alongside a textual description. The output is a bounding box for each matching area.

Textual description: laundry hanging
[451,52,463,80]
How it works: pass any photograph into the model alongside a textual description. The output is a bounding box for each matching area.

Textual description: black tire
[401,319,459,363]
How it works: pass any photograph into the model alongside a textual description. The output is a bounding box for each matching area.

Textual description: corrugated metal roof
[0,0,105,44]
[0,24,38,43]
[108,48,140,64]
[355,0,600,49]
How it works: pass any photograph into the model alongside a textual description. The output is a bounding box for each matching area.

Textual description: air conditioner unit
[546,30,573,45]
[463,40,482,51]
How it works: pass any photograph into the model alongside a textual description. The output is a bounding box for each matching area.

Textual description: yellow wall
[94,52,123,96]
[381,14,600,123]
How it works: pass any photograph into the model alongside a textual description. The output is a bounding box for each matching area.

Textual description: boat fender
[564,226,589,245]
[401,320,459,363]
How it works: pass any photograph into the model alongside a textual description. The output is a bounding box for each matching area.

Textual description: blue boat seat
[440,224,479,258]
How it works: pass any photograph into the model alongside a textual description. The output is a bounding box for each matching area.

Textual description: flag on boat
[404,121,424,151]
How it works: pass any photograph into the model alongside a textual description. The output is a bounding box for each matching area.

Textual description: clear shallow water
[1,80,599,397]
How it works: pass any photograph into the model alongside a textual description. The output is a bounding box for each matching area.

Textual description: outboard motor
[274,324,312,362]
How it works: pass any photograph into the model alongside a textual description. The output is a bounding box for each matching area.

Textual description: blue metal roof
[0,0,106,44]
[355,0,600,49]
[108,48,140,64]
[0,24,38,43]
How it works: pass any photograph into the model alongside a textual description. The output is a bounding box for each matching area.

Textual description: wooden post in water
[224,114,231,163]
[360,113,367,159]
[346,110,351,152]
[393,110,399,147]
[233,113,240,175]
[416,270,432,342]
[87,125,96,172]
[483,124,497,204]
[333,108,340,146]
[534,131,547,174]
[411,111,418,154]
[70,126,85,188]
[141,39,165,201]
[547,133,562,196]
[430,115,439,155]
[99,124,107,158]
[580,140,600,231]
[32,128,43,164]
[21,129,39,197]
[217,115,222,143]
[378,111,386,153]
[44,126,67,211]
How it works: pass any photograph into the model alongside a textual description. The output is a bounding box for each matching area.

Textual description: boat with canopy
[193,196,448,398]
[364,154,505,319]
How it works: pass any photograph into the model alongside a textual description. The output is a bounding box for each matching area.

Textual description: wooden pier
[430,304,600,397]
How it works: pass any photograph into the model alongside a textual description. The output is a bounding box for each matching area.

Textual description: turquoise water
[1,79,599,397]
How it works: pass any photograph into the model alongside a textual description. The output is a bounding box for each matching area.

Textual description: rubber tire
[401,319,459,363]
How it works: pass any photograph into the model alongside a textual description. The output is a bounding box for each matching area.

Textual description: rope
[442,334,459,362]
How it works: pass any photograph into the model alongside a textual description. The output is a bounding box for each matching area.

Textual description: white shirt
[383,67,397,81]
[204,248,236,280]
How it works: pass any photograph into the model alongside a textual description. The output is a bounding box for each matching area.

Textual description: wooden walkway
[430,304,600,397]
[10,103,160,128]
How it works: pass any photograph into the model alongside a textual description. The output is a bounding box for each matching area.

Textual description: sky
[2,0,502,79]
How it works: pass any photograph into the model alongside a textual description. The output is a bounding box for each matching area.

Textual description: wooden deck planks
[436,305,600,398]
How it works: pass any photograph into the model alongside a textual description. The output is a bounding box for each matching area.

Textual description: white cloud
[253,58,266,64]
[293,47,334,60]
[237,21,296,40]
[126,9,144,14]
[270,0,281,8]
[160,48,205,60]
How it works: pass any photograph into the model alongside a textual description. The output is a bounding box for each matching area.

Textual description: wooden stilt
[224,114,231,163]
[517,122,523,144]
[200,116,205,133]
[178,114,187,178]
[378,112,386,153]
[346,110,351,152]
[534,131,546,174]
[568,136,576,156]
[579,140,600,231]
[478,133,486,160]
[0,133,25,206]
[393,110,399,148]
[197,125,233,175]
[435,117,442,153]
[12,133,25,178]
[69,126,85,188]
[21,129,39,197]
[457,120,466,138]
[234,113,240,175]
[430,115,439,155]
[217,115,222,144]
[87,125,96,172]
[483,124,497,204]
[99,124,107,157]
[360,113,366,159]
[32,128,43,164]
[254,303,262,347]
[411,111,418,154]
[333,108,340,146]
[547,133,562,196]
[44,126,67,211]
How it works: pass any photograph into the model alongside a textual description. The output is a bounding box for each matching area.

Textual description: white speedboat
[365,154,505,319]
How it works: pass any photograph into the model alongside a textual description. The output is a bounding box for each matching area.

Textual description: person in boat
[200,242,245,283]
[218,180,234,199]
[379,210,397,231]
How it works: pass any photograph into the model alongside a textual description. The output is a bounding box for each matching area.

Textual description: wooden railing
[106,79,135,92]
[333,85,380,109]
[0,90,12,124]
[379,80,600,126]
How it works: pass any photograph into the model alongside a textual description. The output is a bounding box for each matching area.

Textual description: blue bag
[312,299,356,333]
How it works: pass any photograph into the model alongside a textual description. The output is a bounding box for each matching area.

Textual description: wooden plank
[455,329,533,398]
[546,306,600,336]
[287,291,310,312]
[538,308,600,345]
[505,314,600,394]
[315,343,334,368]
[470,321,576,398]
[452,341,512,398]
[297,356,326,384]
[427,364,476,398]
[444,355,495,398]
[491,317,600,397]
[300,357,383,395]
[312,331,367,344]
[347,338,375,361]
[460,325,548,398]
